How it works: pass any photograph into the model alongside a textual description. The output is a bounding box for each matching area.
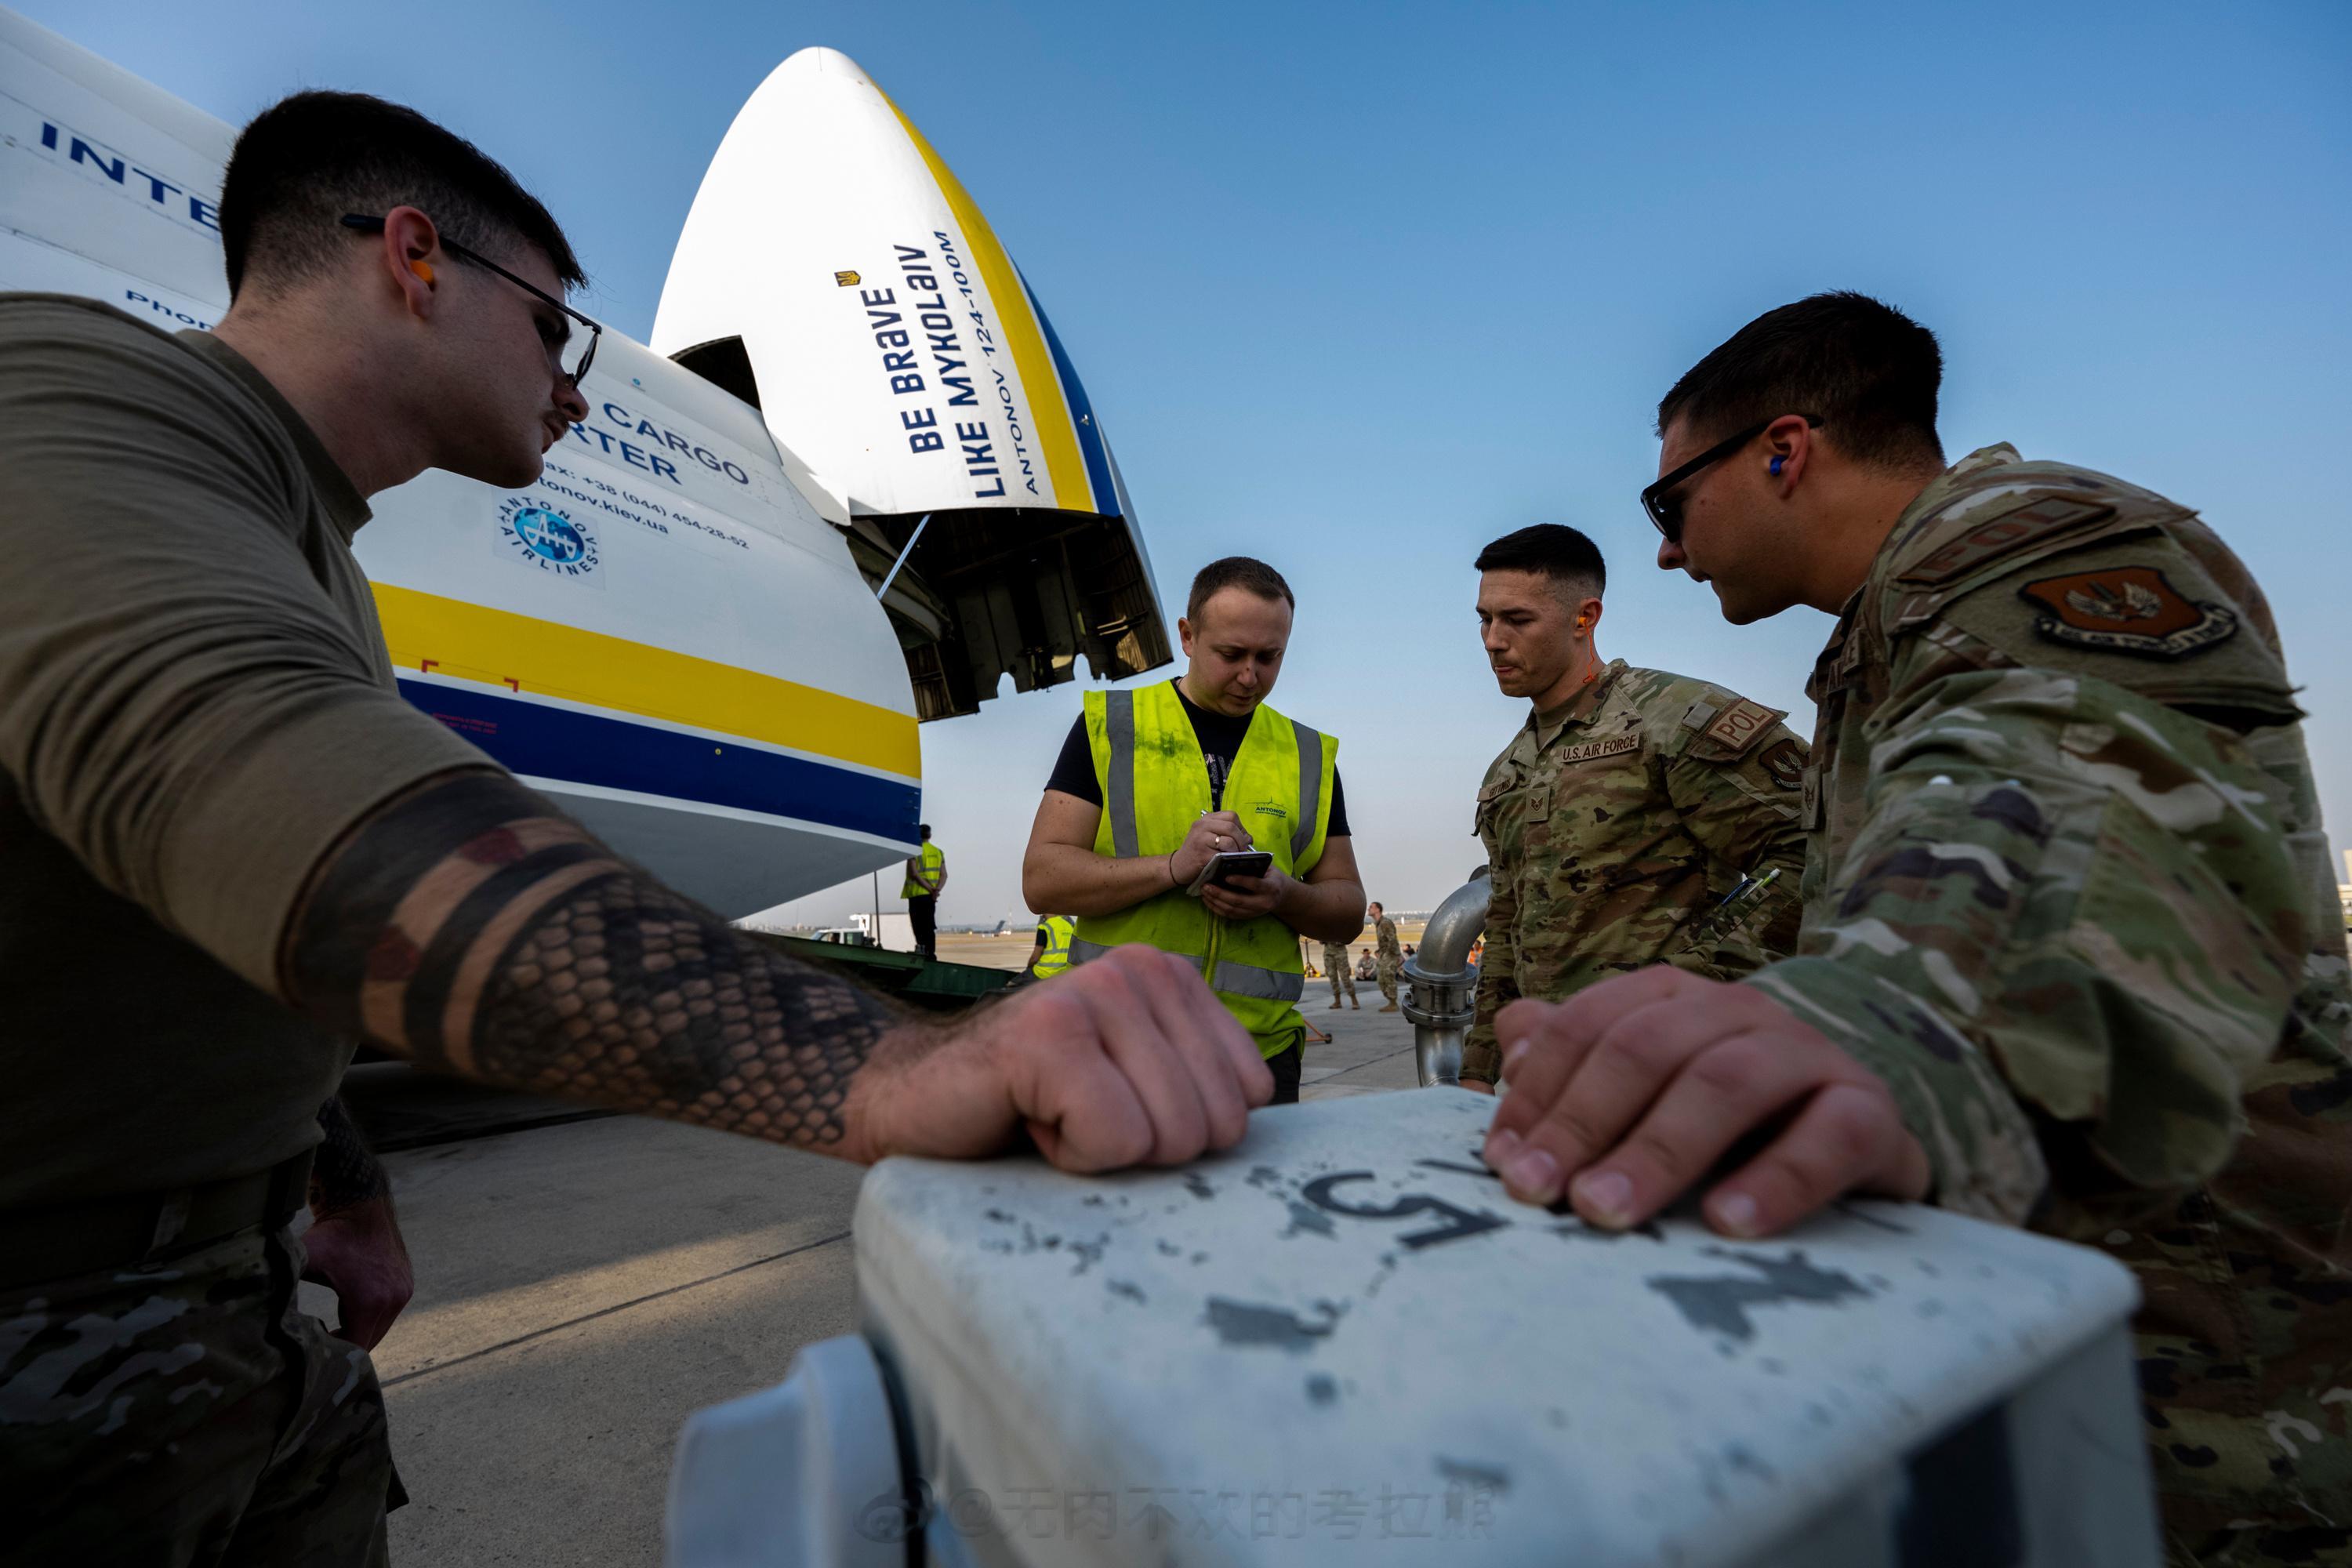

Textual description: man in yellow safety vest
[1022,557,1367,1103]
[1029,914,1076,980]
[900,825,946,960]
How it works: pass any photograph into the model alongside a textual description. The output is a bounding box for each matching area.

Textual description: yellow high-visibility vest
[1031,915,1076,978]
[1071,684,1338,1058]
[900,840,943,899]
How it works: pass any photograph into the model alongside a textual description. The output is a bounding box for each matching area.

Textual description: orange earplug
[410,260,435,284]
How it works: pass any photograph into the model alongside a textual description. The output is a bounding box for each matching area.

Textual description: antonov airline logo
[498,499,601,579]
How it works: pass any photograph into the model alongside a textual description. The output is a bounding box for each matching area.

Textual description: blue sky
[38,0,2352,924]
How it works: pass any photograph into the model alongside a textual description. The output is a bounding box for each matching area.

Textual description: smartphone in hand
[1187,849,1273,897]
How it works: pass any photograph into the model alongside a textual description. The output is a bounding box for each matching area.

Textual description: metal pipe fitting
[1401,873,1489,1087]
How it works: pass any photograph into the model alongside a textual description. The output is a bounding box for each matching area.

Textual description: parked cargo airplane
[0,11,1171,915]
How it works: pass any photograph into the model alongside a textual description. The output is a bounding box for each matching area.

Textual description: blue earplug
[1769,456,1785,477]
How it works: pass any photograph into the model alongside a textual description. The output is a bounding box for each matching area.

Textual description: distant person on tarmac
[1028,913,1075,981]
[0,92,1269,1567]
[1370,902,1403,1011]
[1022,557,1367,1104]
[1322,939,1359,1010]
[902,824,946,959]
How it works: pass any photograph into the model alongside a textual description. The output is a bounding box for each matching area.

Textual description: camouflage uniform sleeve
[1465,878,1519,1081]
[1742,658,2308,1224]
[1659,703,1809,980]
[1465,768,1519,1083]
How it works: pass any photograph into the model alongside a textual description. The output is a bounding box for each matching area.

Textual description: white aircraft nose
[651,41,1116,528]
[786,45,869,83]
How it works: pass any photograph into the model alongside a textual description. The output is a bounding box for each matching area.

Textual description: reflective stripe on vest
[1105,690,1139,860]
[1075,684,1337,1056]
[1067,938,1305,1003]
[1289,720,1323,864]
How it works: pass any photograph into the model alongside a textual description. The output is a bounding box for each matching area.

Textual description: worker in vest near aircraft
[900,824,946,960]
[1028,914,1076,981]
[1023,558,1367,1104]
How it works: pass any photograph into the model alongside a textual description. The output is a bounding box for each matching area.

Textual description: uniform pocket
[1473,768,1519,840]
[2063,786,2280,1189]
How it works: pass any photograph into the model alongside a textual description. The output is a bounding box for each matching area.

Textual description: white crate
[670,1090,2158,1567]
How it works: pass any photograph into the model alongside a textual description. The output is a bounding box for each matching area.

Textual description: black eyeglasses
[341,213,601,389]
[1640,414,1823,543]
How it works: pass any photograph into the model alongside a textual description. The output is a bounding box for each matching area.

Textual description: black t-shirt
[1044,680,1348,836]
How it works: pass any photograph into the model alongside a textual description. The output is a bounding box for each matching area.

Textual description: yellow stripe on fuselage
[879,89,1093,514]
[372,584,920,779]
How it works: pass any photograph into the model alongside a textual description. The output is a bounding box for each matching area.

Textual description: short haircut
[1656,292,1944,470]
[1186,557,1294,622]
[1475,524,1606,603]
[220,91,583,299]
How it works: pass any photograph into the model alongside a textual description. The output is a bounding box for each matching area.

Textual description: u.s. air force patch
[1558,734,1640,764]
[2017,565,2237,659]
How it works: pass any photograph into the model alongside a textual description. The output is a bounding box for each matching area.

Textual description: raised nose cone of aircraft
[651,44,1171,722]
[653,46,1125,527]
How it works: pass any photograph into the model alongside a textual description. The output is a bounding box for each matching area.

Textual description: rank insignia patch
[2017,566,2237,659]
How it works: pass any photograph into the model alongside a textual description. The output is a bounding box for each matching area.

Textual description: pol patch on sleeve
[1699,698,1784,756]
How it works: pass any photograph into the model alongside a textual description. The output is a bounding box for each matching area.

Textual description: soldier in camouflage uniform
[1483,294,2350,1566]
[1322,939,1360,1008]
[2,1220,401,1563]
[1463,524,1809,1091]
[1370,903,1404,1011]
[2,93,1280,1568]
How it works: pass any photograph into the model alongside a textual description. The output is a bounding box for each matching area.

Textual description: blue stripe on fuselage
[1020,267,1119,521]
[397,679,921,845]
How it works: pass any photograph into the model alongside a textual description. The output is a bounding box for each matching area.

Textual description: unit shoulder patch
[2016,565,2238,659]
[1756,737,1806,790]
[1555,733,1642,764]
[1895,496,2118,587]
[1696,698,1784,757]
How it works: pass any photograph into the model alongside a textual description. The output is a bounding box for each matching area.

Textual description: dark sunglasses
[1641,414,1823,543]
[340,213,601,388]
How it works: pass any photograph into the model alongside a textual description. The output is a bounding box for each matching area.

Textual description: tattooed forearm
[464,871,900,1145]
[282,771,910,1152]
[312,1094,391,1215]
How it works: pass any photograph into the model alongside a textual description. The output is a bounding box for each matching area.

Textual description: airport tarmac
[337,983,1432,1564]
[928,921,1433,973]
